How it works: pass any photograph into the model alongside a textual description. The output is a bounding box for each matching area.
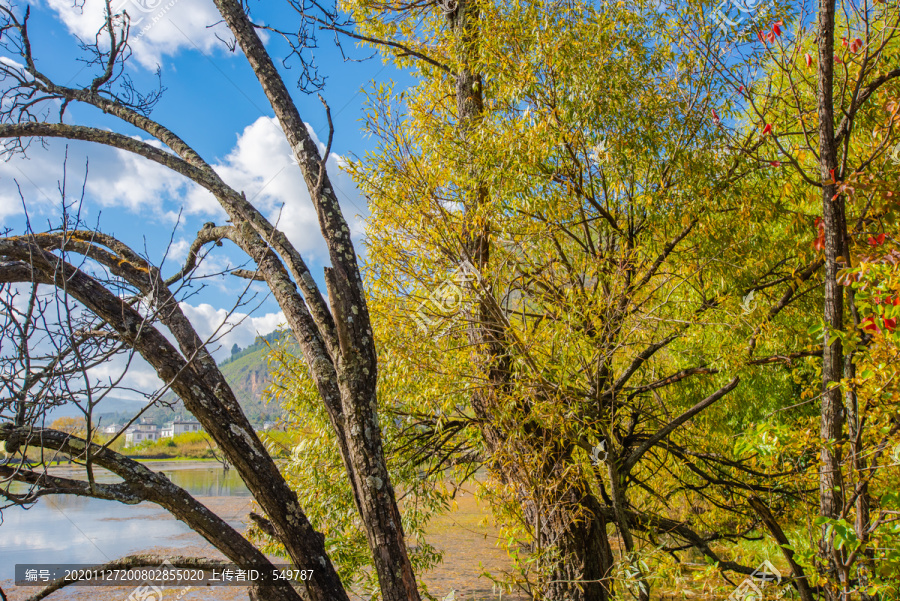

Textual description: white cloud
[0,56,27,71]
[89,349,164,393]
[187,116,369,262]
[0,136,217,226]
[1,118,368,265]
[78,302,284,404]
[0,285,164,409]
[0,149,65,223]
[44,0,230,70]
[179,301,285,360]
[0,285,285,415]
[165,237,191,262]
[88,143,196,218]
[0,191,24,222]
[81,300,285,398]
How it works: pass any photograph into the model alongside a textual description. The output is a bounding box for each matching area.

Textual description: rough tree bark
[449,2,616,599]
[0,242,335,601]
[209,4,420,600]
[815,0,848,595]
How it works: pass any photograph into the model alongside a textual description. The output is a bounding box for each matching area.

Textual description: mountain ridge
[94,331,289,428]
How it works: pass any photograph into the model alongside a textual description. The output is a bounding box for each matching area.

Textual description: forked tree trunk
[0,0,422,592]
[451,2,615,599]
[210,3,420,601]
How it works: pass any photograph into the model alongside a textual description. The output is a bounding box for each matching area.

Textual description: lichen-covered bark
[210,3,420,600]
[0,3,421,598]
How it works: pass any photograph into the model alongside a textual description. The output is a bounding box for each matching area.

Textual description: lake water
[0,462,519,600]
[0,462,249,582]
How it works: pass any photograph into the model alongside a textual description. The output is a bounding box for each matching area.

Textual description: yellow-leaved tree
[263,0,850,599]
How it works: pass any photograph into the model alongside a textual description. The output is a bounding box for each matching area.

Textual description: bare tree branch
[622,377,741,475]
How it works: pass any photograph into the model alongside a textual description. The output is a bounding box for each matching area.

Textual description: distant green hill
[121,331,294,428]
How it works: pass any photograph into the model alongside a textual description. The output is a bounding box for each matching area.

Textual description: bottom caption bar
[16,564,314,587]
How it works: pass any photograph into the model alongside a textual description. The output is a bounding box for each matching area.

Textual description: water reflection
[0,463,248,582]
[160,465,250,498]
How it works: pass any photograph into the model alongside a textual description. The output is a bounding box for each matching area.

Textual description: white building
[160,418,203,438]
[124,422,158,445]
[102,423,123,435]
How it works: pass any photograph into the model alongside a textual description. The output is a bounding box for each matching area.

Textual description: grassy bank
[119,429,300,460]
[122,431,219,459]
[18,429,302,463]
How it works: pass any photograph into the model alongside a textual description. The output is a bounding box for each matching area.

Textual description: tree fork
[451,1,615,599]
[0,249,346,601]
[209,3,419,600]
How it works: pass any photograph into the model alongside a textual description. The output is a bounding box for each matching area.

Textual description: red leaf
[849,38,862,53]
[834,54,842,64]
[766,31,776,43]
[829,168,836,181]
[812,218,825,251]
[762,123,773,135]
[712,109,720,124]
[772,21,782,36]
[738,85,744,92]
[757,31,766,43]
[884,317,897,332]
[841,36,848,47]
[770,161,781,167]
[877,232,886,245]
[862,316,879,333]
[867,233,886,246]
[805,53,813,68]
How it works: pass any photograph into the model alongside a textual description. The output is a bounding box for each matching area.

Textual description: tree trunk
[210,3,420,601]
[490,441,615,601]
[538,484,615,601]
[816,0,847,595]
[450,2,614,599]
[1,4,420,600]
[0,245,338,601]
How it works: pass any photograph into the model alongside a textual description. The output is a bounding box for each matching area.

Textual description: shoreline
[0,495,256,601]
[42,458,227,477]
[0,469,517,601]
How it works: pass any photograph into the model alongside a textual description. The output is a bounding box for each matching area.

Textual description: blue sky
[0,0,411,398]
